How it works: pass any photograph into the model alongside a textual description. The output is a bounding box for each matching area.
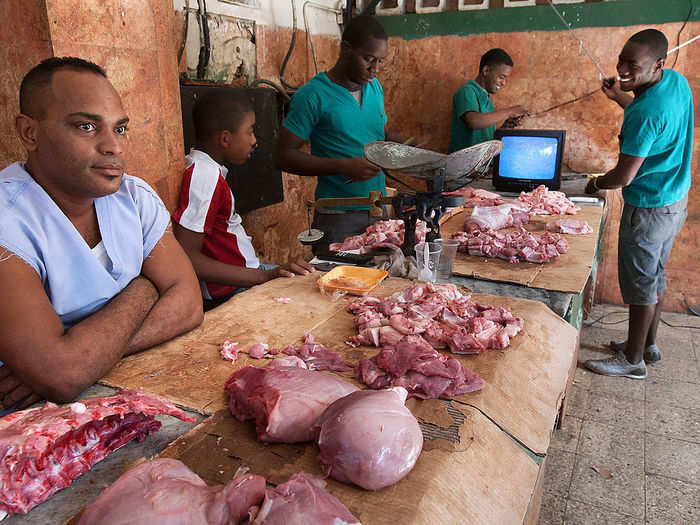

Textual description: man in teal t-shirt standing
[276,15,407,249]
[449,48,528,152]
[585,29,692,379]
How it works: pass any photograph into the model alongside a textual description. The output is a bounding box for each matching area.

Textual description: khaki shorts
[618,195,687,305]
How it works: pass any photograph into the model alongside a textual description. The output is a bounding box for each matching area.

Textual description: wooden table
[43,273,576,525]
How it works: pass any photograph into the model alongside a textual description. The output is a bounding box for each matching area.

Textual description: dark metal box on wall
[180,84,284,212]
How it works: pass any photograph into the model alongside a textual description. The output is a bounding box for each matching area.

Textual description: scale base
[297,228,324,245]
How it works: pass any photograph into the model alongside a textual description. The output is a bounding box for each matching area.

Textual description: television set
[492,129,566,192]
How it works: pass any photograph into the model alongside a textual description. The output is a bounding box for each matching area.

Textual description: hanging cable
[280,0,301,92]
[196,0,210,80]
[671,0,693,68]
[178,0,190,64]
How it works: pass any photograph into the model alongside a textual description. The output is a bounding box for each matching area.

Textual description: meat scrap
[451,228,569,264]
[250,472,360,525]
[0,390,195,516]
[443,186,505,207]
[347,282,524,353]
[220,341,278,363]
[225,364,358,443]
[283,335,353,372]
[545,219,593,235]
[329,218,428,253]
[356,341,485,399]
[77,458,265,525]
[314,387,423,490]
[518,184,581,216]
[463,203,530,233]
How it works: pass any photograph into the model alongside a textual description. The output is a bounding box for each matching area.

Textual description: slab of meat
[314,387,423,490]
[347,282,524,353]
[329,219,428,253]
[451,227,568,264]
[463,203,530,233]
[77,458,265,525]
[0,390,195,516]
[250,472,360,525]
[518,184,581,215]
[356,341,485,399]
[443,186,505,207]
[282,335,353,372]
[225,365,358,443]
[545,219,593,235]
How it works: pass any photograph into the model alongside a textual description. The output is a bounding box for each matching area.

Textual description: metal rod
[545,0,608,79]
[668,34,700,55]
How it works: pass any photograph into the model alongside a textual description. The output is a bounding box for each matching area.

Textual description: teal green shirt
[449,80,495,152]
[282,73,387,206]
[620,69,693,208]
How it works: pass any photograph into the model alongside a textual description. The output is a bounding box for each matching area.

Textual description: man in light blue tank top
[0,58,203,413]
[276,15,411,250]
[584,30,692,380]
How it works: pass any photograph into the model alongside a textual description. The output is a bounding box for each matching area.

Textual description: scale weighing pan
[364,140,504,180]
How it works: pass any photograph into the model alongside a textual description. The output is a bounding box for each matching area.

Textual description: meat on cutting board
[77,458,265,525]
[314,387,423,491]
[463,203,530,233]
[250,472,360,525]
[356,341,485,399]
[225,364,358,443]
[329,219,428,253]
[347,282,523,353]
[0,390,195,516]
[443,186,505,207]
[545,219,593,235]
[451,228,568,264]
[518,184,581,215]
[282,334,354,372]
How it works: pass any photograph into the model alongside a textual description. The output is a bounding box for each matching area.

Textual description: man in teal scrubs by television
[584,29,692,379]
[449,48,528,152]
[275,15,408,249]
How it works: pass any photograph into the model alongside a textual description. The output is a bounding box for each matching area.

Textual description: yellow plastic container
[317,266,389,296]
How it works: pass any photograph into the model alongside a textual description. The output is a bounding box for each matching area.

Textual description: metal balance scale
[298,140,504,258]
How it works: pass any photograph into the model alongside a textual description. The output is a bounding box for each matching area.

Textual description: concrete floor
[540,304,700,525]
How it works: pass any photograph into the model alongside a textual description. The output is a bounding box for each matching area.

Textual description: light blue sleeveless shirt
[0,162,170,329]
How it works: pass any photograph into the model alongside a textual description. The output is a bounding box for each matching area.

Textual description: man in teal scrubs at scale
[449,48,528,152]
[276,15,411,251]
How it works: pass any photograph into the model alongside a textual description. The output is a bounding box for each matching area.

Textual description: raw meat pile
[251,472,360,525]
[329,219,428,253]
[225,363,358,443]
[443,186,505,207]
[0,390,195,516]
[545,219,593,235]
[220,334,352,372]
[451,228,569,264]
[356,341,485,399]
[518,185,581,215]
[346,282,523,353]
[78,460,360,525]
[314,387,423,490]
[77,458,266,525]
[462,203,531,233]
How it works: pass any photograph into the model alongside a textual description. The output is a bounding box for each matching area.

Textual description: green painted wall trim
[381,0,700,40]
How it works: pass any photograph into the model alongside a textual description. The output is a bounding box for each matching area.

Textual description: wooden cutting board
[439,202,604,294]
[100,274,577,455]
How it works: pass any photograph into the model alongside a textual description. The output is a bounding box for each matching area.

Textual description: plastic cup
[414,242,442,282]
[435,238,459,282]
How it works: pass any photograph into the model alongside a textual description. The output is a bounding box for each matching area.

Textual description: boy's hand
[276,258,314,278]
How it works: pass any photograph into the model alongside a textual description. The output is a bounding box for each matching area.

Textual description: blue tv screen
[499,136,559,180]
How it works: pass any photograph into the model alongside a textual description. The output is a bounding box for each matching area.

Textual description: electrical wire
[196,0,210,80]
[583,310,700,330]
[670,0,693,69]
[178,0,190,64]
[253,79,291,101]
[280,0,301,92]
[530,88,601,118]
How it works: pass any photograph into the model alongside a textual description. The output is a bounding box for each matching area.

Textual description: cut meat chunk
[443,186,505,207]
[250,472,360,525]
[315,387,423,491]
[356,341,485,399]
[282,338,353,372]
[0,390,195,516]
[545,219,593,235]
[518,184,581,215]
[77,458,265,525]
[225,365,358,443]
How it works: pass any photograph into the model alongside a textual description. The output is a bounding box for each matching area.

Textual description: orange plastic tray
[317,265,388,296]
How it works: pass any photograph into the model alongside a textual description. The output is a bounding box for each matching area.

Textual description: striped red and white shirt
[173,149,260,299]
